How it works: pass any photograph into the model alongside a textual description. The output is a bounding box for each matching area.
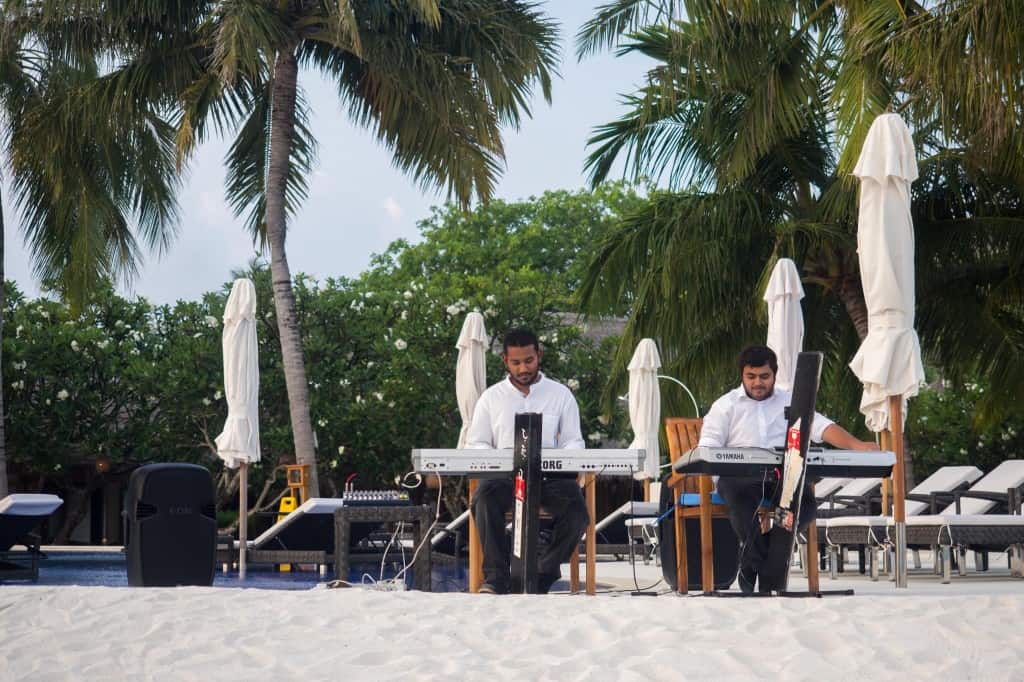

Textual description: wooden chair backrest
[665,417,703,495]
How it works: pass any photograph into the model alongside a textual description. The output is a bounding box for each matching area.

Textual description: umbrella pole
[889,396,908,588]
[239,461,248,581]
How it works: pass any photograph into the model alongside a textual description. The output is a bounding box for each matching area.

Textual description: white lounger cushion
[250,497,346,548]
[904,465,983,516]
[937,460,1024,515]
[906,514,1024,527]
[819,478,880,510]
[0,494,63,516]
[814,478,852,499]
[826,515,887,528]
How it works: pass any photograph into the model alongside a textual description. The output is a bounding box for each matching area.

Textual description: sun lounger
[823,466,983,579]
[899,460,1024,582]
[0,494,64,581]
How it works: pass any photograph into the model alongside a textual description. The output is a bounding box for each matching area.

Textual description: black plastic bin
[124,463,217,587]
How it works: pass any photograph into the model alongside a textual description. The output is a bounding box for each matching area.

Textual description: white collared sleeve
[810,411,835,443]
[557,390,585,449]
[465,392,496,449]
[697,395,731,447]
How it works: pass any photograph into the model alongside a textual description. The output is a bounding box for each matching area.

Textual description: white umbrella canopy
[627,338,662,480]
[455,312,488,448]
[215,278,261,467]
[764,257,805,392]
[848,113,926,432]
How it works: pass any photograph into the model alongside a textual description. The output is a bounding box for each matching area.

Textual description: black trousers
[470,477,589,589]
[716,475,816,576]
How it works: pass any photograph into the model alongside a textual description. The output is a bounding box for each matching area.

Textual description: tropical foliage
[3,187,640,538]
[575,1,1024,441]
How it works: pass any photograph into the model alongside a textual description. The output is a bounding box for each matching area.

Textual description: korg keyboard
[410,448,645,476]
[672,446,895,478]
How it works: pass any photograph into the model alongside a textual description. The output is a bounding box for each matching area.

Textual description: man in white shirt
[467,328,587,594]
[698,345,878,593]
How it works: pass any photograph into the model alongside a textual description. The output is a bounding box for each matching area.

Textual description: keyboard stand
[333,504,434,591]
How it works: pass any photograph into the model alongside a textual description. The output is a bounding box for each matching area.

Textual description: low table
[333,505,434,591]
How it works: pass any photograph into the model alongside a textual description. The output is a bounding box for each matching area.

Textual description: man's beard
[511,370,539,387]
[744,386,773,401]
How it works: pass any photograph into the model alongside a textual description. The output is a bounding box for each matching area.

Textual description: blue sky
[4,3,654,305]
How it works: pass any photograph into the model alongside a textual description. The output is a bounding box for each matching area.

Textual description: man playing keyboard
[699,345,878,593]
[466,328,588,595]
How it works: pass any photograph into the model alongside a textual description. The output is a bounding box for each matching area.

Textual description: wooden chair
[467,475,597,595]
[664,417,732,594]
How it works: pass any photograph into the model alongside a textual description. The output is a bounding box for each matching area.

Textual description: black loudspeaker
[124,463,217,587]
[657,481,740,591]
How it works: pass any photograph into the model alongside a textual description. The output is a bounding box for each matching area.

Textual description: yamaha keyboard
[411,448,645,476]
[673,446,895,478]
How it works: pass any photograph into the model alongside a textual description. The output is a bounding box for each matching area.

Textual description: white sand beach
[3,558,1023,682]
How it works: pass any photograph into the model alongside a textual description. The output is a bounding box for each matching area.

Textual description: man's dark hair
[738,345,778,375]
[503,328,540,353]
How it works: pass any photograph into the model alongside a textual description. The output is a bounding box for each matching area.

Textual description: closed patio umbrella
[455,312,488,592]
[628,339,662,482]
[764,258,805,392]
[455,312,488,449]
[214,278,260,580]
[848,113,925,588]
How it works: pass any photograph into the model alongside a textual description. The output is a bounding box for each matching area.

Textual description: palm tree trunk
[265,47,320,496]
[0,185,8,498]
[837,273,869,342]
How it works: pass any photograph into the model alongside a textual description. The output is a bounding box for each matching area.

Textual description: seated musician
[466,328,588,594]
[699,345,878,593]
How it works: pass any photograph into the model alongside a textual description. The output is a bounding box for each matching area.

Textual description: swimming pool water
[13,551,468,592]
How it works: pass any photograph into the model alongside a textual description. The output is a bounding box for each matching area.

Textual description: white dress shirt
[697,385,834,449]
[465,373,585,450]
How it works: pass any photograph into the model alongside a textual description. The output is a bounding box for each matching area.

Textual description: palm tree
[0,7,180,496]
[575,1,1024,432]
[82,1,558,495]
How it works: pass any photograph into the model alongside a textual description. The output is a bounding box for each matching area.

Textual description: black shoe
[537,573,560,594]
[738,566,757,595]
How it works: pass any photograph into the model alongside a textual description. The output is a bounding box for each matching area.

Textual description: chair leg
[869,549,879,581]
[829,547,838,580]
[569,546,580,594]
[942,546,952,583]
[958,547,968,576]
[912,549,921,570]
[1010,544,1024,578]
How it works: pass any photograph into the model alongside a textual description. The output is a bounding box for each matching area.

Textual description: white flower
[567,379,580,391]
[394,339,408,350]
[97,339,109,350]
[192,332,202,339]
[587,432,602,443]
[330,459,339,469]
[364,292,374,299]
[337,446,346,455]
[388,401,395,408]
[202,398,211,406]
[366,361,375,369]
[339,378,350,386]
[446,304,460,316]
[346,351,355,360]
[130,348,140,356]
[400,311,408,320]
[115,320,125,328]
[12,361,25,371]
[959,448,968,455]
[40,310,49,320]
[57,389,69,400]
[70,340,80,352]
[355,395,364,404]
[131,330,143,341]
[15,325,23,338]
[485,294,496,303]
[214,390,223,400]
[45,399,51,405]
[317,418,328,427]
[403,291,414,299]
[920,415,928,422]
[374,392,384,401]
[484,308,497,318]
[539,335,548,343]
[205,315,218,328]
